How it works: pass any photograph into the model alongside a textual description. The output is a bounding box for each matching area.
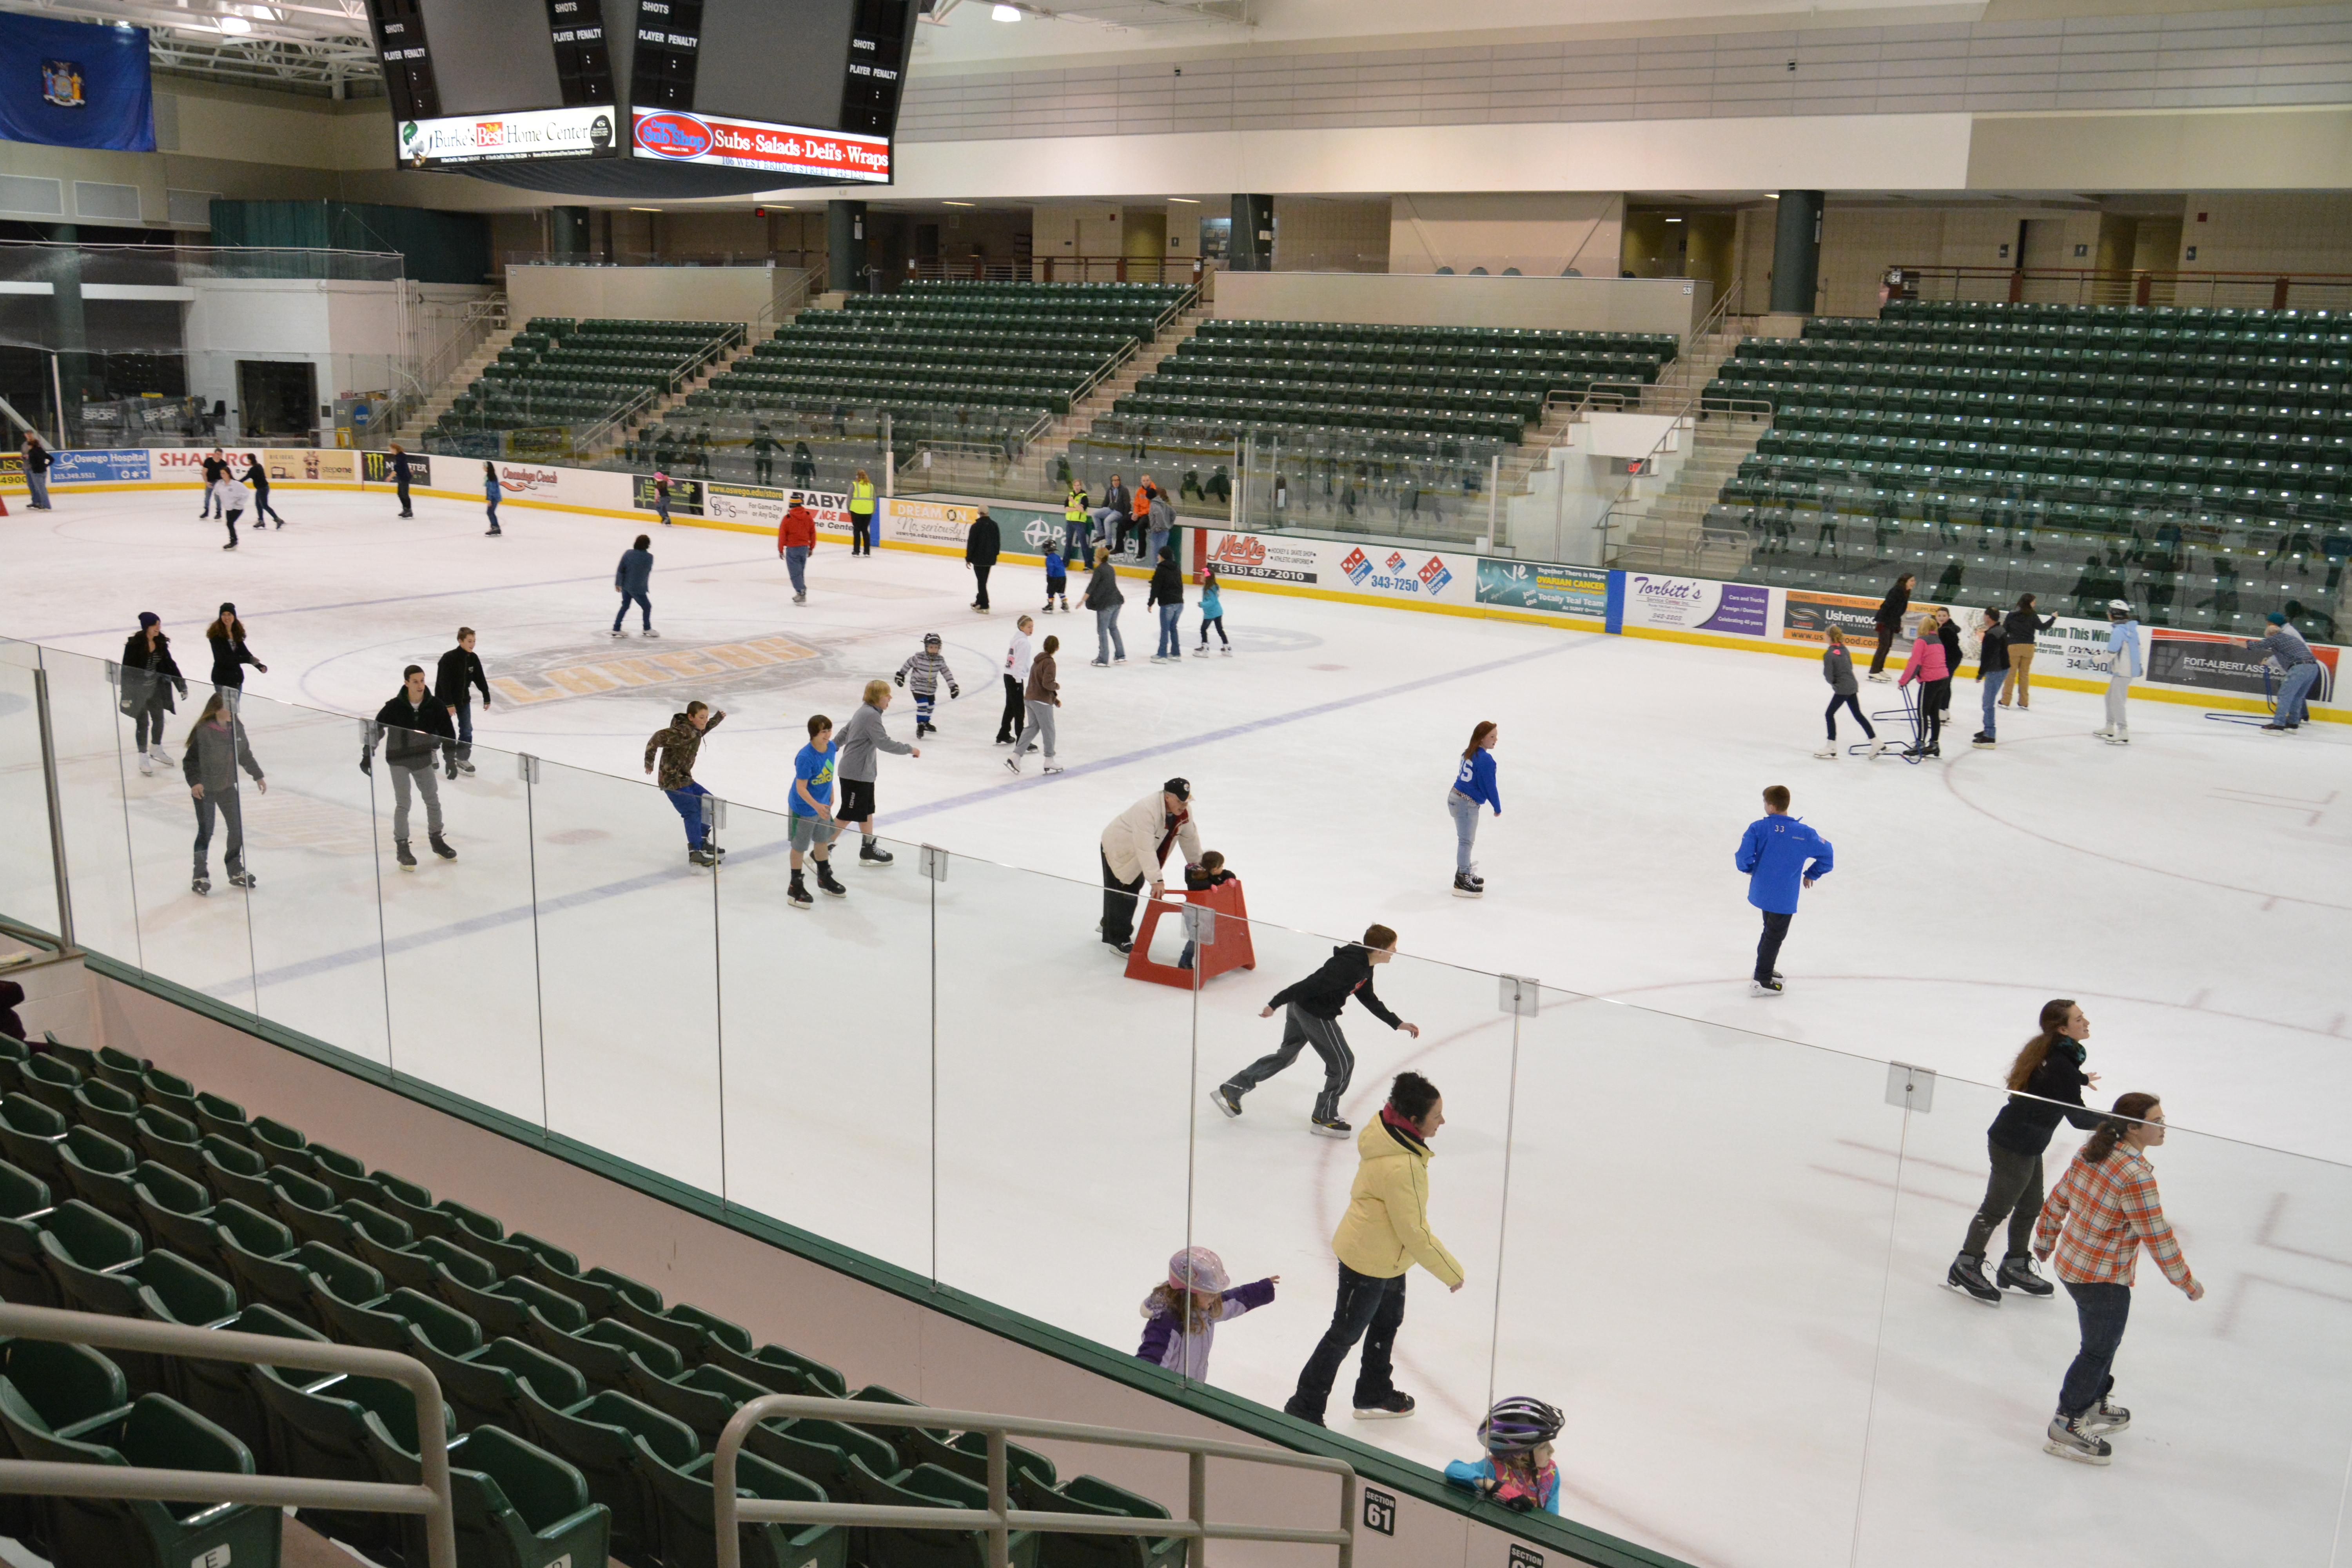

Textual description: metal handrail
[712,1393,1355,1568]
[0,1303,458,1568]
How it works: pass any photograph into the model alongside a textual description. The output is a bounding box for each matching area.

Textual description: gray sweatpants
[1223,1003,1354,1123]
[389,760,444,842]
[1022,699,1056,760]
[2104,673,2132,733]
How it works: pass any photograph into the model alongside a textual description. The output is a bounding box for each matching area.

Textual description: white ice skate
[149,745,170,766]
[138,754,153,776]
[1867,737,1889,759]
[1867,671,1893,683]
[1814,746,1838,759]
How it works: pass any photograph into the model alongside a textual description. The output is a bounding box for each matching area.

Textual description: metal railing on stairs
[0,1302,459,1568]
[713,1393,1356,1568]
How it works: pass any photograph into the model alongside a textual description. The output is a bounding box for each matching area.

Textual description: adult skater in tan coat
[1100,777,1201,954]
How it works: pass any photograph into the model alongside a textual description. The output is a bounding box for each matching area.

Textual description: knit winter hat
[1167,1247,1227,1294]
[138,612,160,628]
[2268,612,2288,625]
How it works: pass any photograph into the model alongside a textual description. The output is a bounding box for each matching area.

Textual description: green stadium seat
[1037,1473,1187,1568]
[848,1454,1042,1568]
[12,1390,283,1568]
[647,1443,846,1568]
[517,1385,697,1565]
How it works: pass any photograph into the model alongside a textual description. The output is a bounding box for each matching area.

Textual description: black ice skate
[191,874,211,896]
[1971,732,1996,749]
[788,872,813,909]
[395,840,418,871]
[1946,1252,2002,1305]
[1997,1255,2054,1297]
[227,870,257,890]
[2043,1413,2112,1465]
[2082,1394,2131,1434]
[1209,1085,1242,1118]
[1352,1392,1416,1421]
[815,863,848,898]
[1750,976,1784,996]
[429,834,458,861]
[690,848,718,867]
[1310,1116,1351,1140]
[858,841,893,867]
[1452,872,1483,898]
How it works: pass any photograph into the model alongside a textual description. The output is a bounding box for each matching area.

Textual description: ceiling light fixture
[630,206,661,212]
[216,15,253,33]
[991,4,1022,19]
[942,200,975,207]
[1169,197,1200,204]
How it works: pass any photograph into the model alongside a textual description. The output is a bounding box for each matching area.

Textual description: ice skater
[2032,1093,2202,1465]
[838,680,918,867]
[644,700,727,867]
[19,432,51,510]
[362,665,458,871]
[997,617,1033,748]
[1194,564,1229,655]
[1445,1398,1564,1515]
[1282,1071,1461,1427]
[212,465,249,550]
[1947,999,2105,1307]
[1211,924,1422,1138]
[965,507,1000,613]
[120,613,188,777]
[205,603,265,713]
[482,461,503,535]
[1816,626,1883,760]
[1867,573,1913,681]
[1897,615,1951,757]
[1971,610,2009,750]
[777,495,816,604]
[1042,541,1069,615]
[1934,607,1964,723]
[2000,593,2055,708]
[1733,784,1831,996]
[434,629,491,777]
[1099,779,1200,954]
[894,633,959,738]
[1006,634,1062,775]
[182,692,265,896]
[786,713,847,909]
[242,454,286,528]
[2097,598,2141,745]
[1447,721,1499,898]
[1148,546,1185,662]
[388,443,415,518]
[1085,546,1127,666]
[199,448,227,517]
[1135,1247,1276,1379]
[2247,612,2321,731]
[613,534,657,639]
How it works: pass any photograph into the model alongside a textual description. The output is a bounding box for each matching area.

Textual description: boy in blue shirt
[1733,784,1832,996]
[788,713,847,909]
[1044,544,1069,614]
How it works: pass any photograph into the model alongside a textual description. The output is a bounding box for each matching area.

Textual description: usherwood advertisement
[630,109,890,183]
[1779,589,1947,650]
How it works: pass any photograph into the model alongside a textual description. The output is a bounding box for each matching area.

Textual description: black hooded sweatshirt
[1986,1037,2106,1155]
[1267,945,1402,1028]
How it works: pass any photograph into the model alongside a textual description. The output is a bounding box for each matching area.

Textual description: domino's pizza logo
[1341,547,1373,585]
[1419,555,1452,594]
[1385,550,1408,574]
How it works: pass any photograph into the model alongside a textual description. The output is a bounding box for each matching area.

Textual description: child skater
[1134,1247,1276,1380]
[1897,614,1952,757]
[1177,850,1234,970]
[1445,1397,1564,1515]
[1817,626,1886,759]
[893,632,960,739]
[1043,541,1069,615]
[1194,564,1230,655]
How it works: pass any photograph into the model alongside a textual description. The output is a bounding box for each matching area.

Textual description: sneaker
[227,870,257,890]
[1352,1392,1416,1420]
[1310,1117,1352,1140]
[1996,1255,2054,1298]
[1946,1252,2002,1306]
[395,840,417,871]
[858,840,894,867]
[1750,977,1784,996]
[1209,1085,1242,1119]
[428,834,458,861]
[1971,733,1995,749]
[1043,763,1063,774]
[2043,1412,2113,1465]
[1814,746,1839,759]
[815,863,848,898]
[1451,871,1482,898]
[2082,1394,2131,1434]
[191,875,210,896]
[788,875,812,909]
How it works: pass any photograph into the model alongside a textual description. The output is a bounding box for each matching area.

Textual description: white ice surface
[6,487,2351,1568]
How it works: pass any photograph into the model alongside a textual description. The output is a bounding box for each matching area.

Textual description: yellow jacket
[1332,1115,1463,1286]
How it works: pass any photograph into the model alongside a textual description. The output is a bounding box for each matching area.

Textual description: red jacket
[777,504,816,551]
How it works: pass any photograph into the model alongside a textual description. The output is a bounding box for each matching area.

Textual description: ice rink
[6,483,2351,1568]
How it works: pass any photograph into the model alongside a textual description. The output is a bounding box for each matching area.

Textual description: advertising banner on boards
[50,449,151,484]
[2149,626,2339,703]
[633,473,701,517]
[1778,588,1948,650]
[1622,572,1769,636]
[362,450,430,487]
[1475,560,1608,619]
[1198,530,1322,585]
[699,483,854,532]
[264,449,355,484]
[886,497,976,546]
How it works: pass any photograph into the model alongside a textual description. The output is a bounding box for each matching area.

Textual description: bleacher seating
[434,318,743,452]
[0,1027,1187,1568]
[1701,300,2351,636]
[621,280,1190,488]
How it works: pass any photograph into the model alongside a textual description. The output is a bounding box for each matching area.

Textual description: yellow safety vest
[1065,494,1087,523]
[850,479,875,515]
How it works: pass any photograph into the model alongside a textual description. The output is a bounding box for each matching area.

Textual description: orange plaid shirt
[2033,1145,2196,1290]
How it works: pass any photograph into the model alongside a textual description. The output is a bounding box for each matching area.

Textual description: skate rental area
[4,472,2348,1568]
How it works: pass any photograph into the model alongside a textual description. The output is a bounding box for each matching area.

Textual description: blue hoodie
[1735,813,1833,915]
[2106,618,2143,678]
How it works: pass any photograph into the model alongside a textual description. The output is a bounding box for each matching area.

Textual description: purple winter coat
[1134,1278,1276,1379]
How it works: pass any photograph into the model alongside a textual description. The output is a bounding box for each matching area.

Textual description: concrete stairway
[1604,410,1772,576]
[582,336,763,464]
[1504,318,1753,501]
[390,324,517,447]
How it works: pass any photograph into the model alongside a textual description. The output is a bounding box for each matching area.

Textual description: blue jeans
[1094,606,1124,663]
[1980,675,2001,737]
[24,470,49,509]
[450,697,474,762]
[1156,603,1181,657]
[1147,528,1169,565]
[784,545,809,595]
[2057,1279,2130,1418]
[2278,660,2320,725]
[485,496,500,531]
[1447,789,1479,875]
[666,782,710,849]
[614,592,651,632]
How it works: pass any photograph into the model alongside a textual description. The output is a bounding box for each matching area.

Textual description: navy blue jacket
[616,547,653,596]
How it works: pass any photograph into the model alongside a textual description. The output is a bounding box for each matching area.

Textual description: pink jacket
[1899,636,1950,686]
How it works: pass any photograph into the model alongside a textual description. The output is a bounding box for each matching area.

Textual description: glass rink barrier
[3,633,2348,1568]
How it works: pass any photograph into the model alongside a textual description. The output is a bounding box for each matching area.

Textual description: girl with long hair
[1947,999,2105,1305]
[2031,1093,2204,1465]
[1448,721,1500,898]
[181,690,266,895]
[204,602,265,712]
[1815,626,1884,759]
[1867,572,1914,681]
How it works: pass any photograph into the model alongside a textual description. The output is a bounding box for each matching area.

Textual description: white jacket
[1005,630,1034,683]
[1100,789,1201,884]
